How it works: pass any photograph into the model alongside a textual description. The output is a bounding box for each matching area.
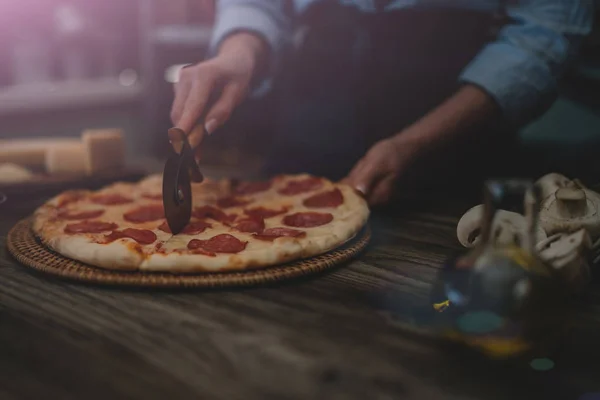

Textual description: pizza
[32,174,370,273]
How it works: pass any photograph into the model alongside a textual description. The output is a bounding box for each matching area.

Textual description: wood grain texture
[1,189,600,400]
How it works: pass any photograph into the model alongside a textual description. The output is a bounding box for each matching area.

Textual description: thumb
[348,162,382,197]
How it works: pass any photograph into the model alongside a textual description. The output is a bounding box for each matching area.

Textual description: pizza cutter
[162,127,204,235]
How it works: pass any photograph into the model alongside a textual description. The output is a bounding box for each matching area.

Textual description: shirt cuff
[208,5,288,98]
[459,42,557,128]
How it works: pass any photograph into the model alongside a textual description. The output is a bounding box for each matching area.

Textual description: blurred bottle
[430,180,572,360]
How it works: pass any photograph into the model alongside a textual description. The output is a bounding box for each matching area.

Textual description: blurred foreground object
[432,179,578,359]
[457,173,599,289]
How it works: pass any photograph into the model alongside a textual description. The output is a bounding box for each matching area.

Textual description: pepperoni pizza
[32,174,369,273]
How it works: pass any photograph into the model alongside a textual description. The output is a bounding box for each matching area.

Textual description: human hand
[343,136,419,206]
[170,32,268,149]
[343,85,501,206]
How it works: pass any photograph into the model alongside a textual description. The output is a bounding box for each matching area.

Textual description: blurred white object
[81,129,125,174]
[0,163,34,183]
[54,4,85,36]
[164,64,191,83]
[0,138,79,168]
[119,69,138,86]
[45,143,88,176]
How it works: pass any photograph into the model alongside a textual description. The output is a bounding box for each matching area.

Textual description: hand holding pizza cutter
[162,125,205,235]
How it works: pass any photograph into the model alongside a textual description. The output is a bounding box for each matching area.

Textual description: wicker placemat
[7,219,371,288]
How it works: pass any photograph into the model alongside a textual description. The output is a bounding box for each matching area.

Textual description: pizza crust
[32,174,369,273]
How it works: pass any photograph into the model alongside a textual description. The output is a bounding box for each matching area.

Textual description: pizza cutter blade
[162,128,204,235]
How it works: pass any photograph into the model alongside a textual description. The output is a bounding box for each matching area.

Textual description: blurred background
[0,1,599,177]
[0,0,269,175]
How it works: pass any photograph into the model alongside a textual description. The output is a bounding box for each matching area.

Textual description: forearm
[391,84,502,157]
[209,0,293,96]
[457,0,593,127]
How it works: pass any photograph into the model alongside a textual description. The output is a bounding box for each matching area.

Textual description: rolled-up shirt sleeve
[208,0,293,97]
[459,0,594,127]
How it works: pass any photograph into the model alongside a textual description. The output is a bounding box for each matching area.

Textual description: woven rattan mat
[7,218,371,289]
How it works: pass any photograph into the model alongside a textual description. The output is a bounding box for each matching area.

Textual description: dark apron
[264,2,519,187]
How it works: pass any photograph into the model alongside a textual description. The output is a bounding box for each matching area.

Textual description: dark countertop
[1,173,600,400]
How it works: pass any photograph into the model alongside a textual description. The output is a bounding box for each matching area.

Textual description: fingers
[170,79,191,127]
[344,155,396,205]
[194,145,202,165]
[346,158,380,196]
[176,78,216,134]
[170,69,244,138]
[343,159,364,188]
[367,175,395,206]
[345,162,393,205]
[203,82,245,135]
[188,124,205,151]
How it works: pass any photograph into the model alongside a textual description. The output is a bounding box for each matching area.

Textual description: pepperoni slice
[124,204,165,223]
[104,228,157,245]
[142,193,162,200]
[253,227,306,241]
[244,206,289,219]
[233,181,272,195]
[158,220,212,235]
[182,220,212,234]
[158,221,171,233]
[64,221,118,234]
[234,217,265,233]
[193,206,236,223]
[57,192,86,208]
[58,209,104,220]
[217,196,252,209]
[278,177,323,195]
[303,188,344,208]
[90,194,133,205]
[187,234,247,254]
[283,212,333,227]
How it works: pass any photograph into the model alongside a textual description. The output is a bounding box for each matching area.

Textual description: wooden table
[1,186,600,400]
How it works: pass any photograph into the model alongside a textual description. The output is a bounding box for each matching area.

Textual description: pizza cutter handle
[168,125,204,155]
[167,127,204,183]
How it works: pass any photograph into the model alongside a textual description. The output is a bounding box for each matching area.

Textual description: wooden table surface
[1,179,600,400]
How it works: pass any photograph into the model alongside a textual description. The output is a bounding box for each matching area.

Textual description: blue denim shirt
[209,0,594,127]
